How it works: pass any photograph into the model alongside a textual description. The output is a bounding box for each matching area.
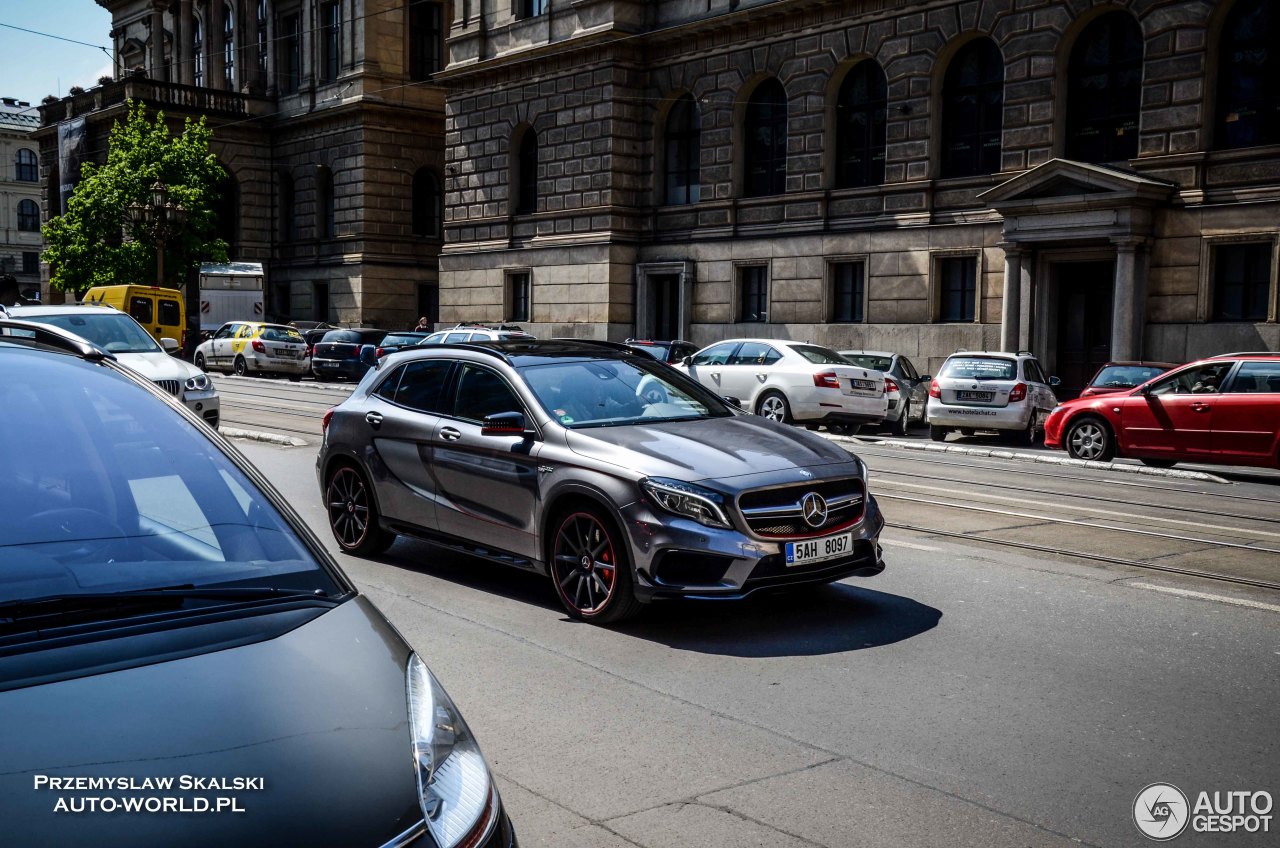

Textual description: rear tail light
[376,347,385,358]
[813,371,841,389]
[884,377,899,394]
[322,408,334,433]
[252,339,266,353]
[306,346,313,357]
[1009,382,1027,402]
[929,379,941,398]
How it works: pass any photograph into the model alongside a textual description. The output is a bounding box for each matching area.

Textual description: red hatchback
[1045,353,1280,469]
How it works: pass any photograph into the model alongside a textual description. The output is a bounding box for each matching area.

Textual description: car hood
[566,414,855,482]
[0,597,421,848]
[114,350,201,384]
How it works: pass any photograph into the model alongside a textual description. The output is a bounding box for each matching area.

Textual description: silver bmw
[317,340,885,623]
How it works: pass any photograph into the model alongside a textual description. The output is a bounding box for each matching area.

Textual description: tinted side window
[129,297,154,324]
[1226,361,1280,393]
[730,342,778,366]
[159,300,181,326]
[373,366,404,401]
[445,332,470,343]
[693,343,738,366]
[452,364,522,422]
[395,360,454,412]
[901,357,920,381]
[1151,362,1234,395]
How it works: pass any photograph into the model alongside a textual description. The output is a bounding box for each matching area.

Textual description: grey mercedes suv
[318,340,885,623]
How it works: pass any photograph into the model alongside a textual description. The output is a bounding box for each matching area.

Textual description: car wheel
[194,352,207,372]
[289,374,302,382]
[756,391,793,425]
[929,425,947,442]
[959,428,975,437]
[1009,417,1037,448]
[1140,458,1177,469]
[1065,416,1115,462]
[893,402,910,437]
[326,464,395,556]
[549,507,642,624]
[233,355,250,377]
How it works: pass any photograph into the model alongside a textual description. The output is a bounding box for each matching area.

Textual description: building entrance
[1054,261,1114,398]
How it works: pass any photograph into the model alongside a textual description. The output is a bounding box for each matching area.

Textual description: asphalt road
[213,375,1280,848]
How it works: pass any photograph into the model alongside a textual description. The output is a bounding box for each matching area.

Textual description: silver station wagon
[318,340,885,623]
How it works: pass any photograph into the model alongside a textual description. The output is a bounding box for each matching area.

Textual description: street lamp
[126,180,187,286]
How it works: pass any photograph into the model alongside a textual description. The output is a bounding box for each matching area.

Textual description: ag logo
[1134,783,1190,841]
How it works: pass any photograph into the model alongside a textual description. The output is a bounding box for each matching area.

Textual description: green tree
[42,102,228,293]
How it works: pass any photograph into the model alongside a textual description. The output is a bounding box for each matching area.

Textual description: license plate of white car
[958,391,994,401]
[785,532,853,566]
[851,379,876,390]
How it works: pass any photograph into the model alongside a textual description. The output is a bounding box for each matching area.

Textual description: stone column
[176,0,193,85]
[1111,237,1145,361]
[244,0,260,92]
[999,243,1022,352]
[149,3,166,79]
[209,0,226,90]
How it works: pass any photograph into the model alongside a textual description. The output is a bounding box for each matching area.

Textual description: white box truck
[199,262,264,331]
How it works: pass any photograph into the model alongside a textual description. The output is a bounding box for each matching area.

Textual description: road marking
[881,538,941,552]
[1130,581,1280,614]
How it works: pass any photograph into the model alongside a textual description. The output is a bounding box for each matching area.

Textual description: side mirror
[358,344,379,369]
[681,355,693,367]
[160,337,179,353]
[1049,376,1062,387]
[481,411,528,437]
[1139,383,1152,396]
[722,396,742,409]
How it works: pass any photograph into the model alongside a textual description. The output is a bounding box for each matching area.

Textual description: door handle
[1190,403,1210,413]
[365,411,383,428]
[440,426,461,442]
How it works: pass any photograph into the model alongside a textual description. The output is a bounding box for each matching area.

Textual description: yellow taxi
[194,321,308,379]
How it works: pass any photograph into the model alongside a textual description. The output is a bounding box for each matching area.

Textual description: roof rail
[0,318,116,361]
[423,341,512,363]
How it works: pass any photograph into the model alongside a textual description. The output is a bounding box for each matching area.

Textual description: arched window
[17,199,40,232]
[1066,13,1143,163]
[835,61,887,188]
[15,148,38,182]
[664,94,701,205]
[223,4,235,87]
[744,78,788,197]
[941,39,1004,178]
[193,19,204,87]
[1217,0,1280,150]
[516,130,538,214]
[317,166,335,239]
[279,170,295,242]
[413,168,442,236]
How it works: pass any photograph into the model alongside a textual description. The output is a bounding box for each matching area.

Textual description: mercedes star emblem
[800,492,829,528]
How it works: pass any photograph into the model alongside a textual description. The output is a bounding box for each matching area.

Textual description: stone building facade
[34,0,450,329]
[0,98,43,302]
[439,0,1280,393]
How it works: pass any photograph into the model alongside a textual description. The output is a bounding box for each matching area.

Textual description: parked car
[1046,353,1280,469]
[377,331,432,357]
[299,326,338,360]
[195,322,309,379]
[311,328,389,381]
[0,319,516,848]
[926,351,1060,446]
[1,303,219,428]
[422,324,535,344]
[674,339,887,428]
[1079,360,1180,397]
[840,350,931,436]
[318,340,885,623]
[81,284,186,348]
[625,338,700,365]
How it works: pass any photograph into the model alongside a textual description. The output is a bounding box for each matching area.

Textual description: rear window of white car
[940,357,1017,380]
[789,344,847,365]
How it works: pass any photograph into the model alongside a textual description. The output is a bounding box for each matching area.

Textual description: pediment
[979,159,1175,210]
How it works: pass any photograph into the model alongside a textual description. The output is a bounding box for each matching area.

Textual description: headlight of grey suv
[640,477,732,529]
[184,373,211,393]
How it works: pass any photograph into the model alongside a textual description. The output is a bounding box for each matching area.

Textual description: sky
[0,1,115,108]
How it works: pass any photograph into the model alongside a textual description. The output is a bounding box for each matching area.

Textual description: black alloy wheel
[194,352,207,371]
[550,509,641,623]
[326,465,394,556]
[233,355,250,377]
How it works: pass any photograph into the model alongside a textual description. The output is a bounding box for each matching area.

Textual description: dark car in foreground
[311,328,388,381]
[0,320,515,848]
[318,340,885,623]
[1045,353,1280,469]
[1078,361,1179,398]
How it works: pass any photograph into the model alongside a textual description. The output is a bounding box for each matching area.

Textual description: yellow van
[82,285,186,347]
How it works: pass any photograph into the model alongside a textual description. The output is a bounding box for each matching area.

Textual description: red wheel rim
[552,512,618,615]
[327,467,370,549]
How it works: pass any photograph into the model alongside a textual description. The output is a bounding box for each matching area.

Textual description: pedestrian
[413,316,431,332]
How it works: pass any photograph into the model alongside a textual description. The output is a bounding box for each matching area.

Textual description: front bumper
[927,399,1029,431]
[182,391,220,428]
[621,494,886,602]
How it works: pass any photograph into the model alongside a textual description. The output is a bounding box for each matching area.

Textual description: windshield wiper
[0,586,331,631]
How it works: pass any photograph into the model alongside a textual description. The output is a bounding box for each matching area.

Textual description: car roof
[1206,351,1280,359]
[4,304,122,316]
[402,338,637,366]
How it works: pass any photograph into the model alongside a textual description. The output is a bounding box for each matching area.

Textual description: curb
[827,435,1230,484]
[211,375,355,394]
[220,427,309,447]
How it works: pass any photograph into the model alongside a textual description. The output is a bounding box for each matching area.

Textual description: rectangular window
[508,273,530,322]
[830,262,865,323]
[938,257,977,323]
[739,265,768,322]
[516,0,548,19]
[159,299,182,327]
[1214,243,1272,322]
[129,296,154,325]
[312,282,330,322]
[409,2,442,80]
[278,14,301,93]
[272,281,292,319]
[418,283,440,325]
[21,252,38,275]
[320,2,341,83]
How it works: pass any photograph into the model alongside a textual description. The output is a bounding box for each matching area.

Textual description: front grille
[737,477,864,539]
[153,379,181,396]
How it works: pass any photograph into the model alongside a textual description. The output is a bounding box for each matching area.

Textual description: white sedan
[673,339,887,427]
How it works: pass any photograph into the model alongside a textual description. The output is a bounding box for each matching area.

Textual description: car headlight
[640,477,732,529]
[184,373,211,392]
[407,654,498,848]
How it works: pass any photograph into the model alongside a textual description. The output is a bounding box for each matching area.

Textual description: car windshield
[0,349,337,606]
[627,344,666,361]
[940,357,1017,380]
[789,344,848,365]
[22,313,161,354]
[1091,365,1169,388]
[382,334,422,346]
[842,354,893,371]
[519,358,732,428]
[261,327,303,343]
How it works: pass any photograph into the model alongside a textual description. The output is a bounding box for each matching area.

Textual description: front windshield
[520,358,732,428]
[790,344,847,365]
[1091,365,1168,388]
[842,354,892,371]
[941,357,1017,380]
[27,313,161,354]
[0,351,337,606]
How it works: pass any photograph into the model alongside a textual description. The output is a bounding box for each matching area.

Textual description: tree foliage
[42,102,228,293]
